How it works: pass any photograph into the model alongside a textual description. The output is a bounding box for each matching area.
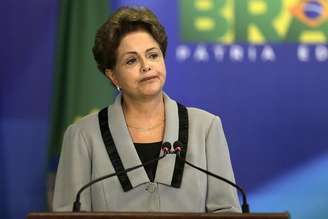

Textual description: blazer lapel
[154,94,179,186]
[107,94,149,188]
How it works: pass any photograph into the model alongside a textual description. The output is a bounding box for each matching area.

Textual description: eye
[148,52,159,59]
[126,57,137,65]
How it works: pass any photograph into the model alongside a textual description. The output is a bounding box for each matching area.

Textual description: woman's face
[106,30,166,101]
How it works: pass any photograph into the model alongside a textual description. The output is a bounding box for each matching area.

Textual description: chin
[142,82,163,93]
[140,87,163,98]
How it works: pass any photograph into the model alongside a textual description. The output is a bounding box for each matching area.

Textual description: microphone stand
[73,153,167,212]
[173,142,250,213]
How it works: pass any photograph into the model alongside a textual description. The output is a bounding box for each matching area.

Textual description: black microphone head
[173,141,184,154]
[161,142,172,155]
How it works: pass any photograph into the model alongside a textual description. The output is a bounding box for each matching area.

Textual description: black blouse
[134,142,162,182]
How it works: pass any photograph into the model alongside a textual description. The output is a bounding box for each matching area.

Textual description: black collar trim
[171,102,189,188]
[98,107,133,192]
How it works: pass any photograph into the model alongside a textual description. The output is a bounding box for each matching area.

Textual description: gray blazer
[53,93,241,212]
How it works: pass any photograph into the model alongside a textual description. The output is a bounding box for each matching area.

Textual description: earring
[116,86,121,92]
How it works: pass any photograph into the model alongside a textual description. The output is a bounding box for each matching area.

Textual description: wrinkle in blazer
[53,93,241,213]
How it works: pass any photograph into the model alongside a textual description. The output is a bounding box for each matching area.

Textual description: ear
[105,69,119,87]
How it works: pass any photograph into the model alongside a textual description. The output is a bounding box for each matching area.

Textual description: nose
[141,65,151,73]
[140,57,151,73]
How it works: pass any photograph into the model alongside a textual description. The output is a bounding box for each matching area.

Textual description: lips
[140,75,158,82]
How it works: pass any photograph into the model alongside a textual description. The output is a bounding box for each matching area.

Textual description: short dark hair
[92,6,168,73]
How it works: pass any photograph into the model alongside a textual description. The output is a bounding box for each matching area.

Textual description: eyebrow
[121,47,159,58]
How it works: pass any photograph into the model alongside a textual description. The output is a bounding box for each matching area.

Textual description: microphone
[172,141,250,213]
[72,142,172,212]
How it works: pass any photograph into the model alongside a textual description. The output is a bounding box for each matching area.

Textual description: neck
[122,92,165,123]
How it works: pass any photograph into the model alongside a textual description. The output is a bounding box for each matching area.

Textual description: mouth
[140,76,158,83]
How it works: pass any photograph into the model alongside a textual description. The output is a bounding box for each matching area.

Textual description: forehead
[117,31,160,55]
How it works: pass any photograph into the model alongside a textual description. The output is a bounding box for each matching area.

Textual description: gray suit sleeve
[205,116,242,213]
[52,124,92,211]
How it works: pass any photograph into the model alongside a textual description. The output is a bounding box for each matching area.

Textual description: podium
[27,212,290,219]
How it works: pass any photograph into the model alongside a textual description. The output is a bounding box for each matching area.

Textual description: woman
[53,6,241,213]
